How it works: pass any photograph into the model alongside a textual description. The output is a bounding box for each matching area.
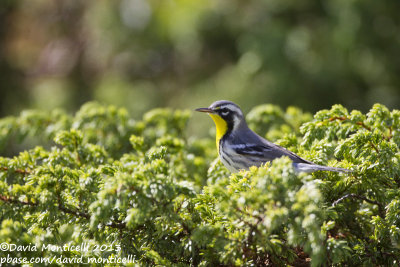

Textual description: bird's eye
[220,108,229,116]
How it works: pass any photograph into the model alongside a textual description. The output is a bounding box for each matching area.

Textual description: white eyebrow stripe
[219,104,241,114]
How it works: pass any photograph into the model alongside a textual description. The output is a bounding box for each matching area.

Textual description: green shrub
[1,102,399,266]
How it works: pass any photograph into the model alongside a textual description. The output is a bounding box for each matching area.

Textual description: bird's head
[196,100,246,141]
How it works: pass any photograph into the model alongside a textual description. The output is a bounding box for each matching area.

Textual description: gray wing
[230,126,314,164]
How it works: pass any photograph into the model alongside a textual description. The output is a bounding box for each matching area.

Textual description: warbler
[196,100,350,173]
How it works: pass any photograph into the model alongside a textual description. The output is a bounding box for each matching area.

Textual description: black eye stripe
[220,108,230,114]
[215,105,240,116]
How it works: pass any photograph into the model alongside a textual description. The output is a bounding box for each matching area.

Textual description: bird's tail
[293,163,351,173]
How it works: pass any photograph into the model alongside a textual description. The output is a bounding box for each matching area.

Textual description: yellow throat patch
[209,114,228,154]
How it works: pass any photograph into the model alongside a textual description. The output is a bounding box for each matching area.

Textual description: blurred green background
[1,0,400,136]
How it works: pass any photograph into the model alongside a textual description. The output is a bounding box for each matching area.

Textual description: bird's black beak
[195,107,214,114]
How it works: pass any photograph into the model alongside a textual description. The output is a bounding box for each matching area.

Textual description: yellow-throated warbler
[196,100,350,173]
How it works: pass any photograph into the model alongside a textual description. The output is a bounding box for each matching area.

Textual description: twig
[236,206,264,223]
[369,142,380,153]
[333,193,382,207]
[332,193,385,217]
[73,135,81,164]
[388,126,393,140]
[0,166,31,175]
[329,116,371,131]
[0,194,37,206]
[106,220,126,229]
[58,203,90,219]
[1,194,125,230]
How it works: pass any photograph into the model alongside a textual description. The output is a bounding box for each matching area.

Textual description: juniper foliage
[1,102,399,266]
